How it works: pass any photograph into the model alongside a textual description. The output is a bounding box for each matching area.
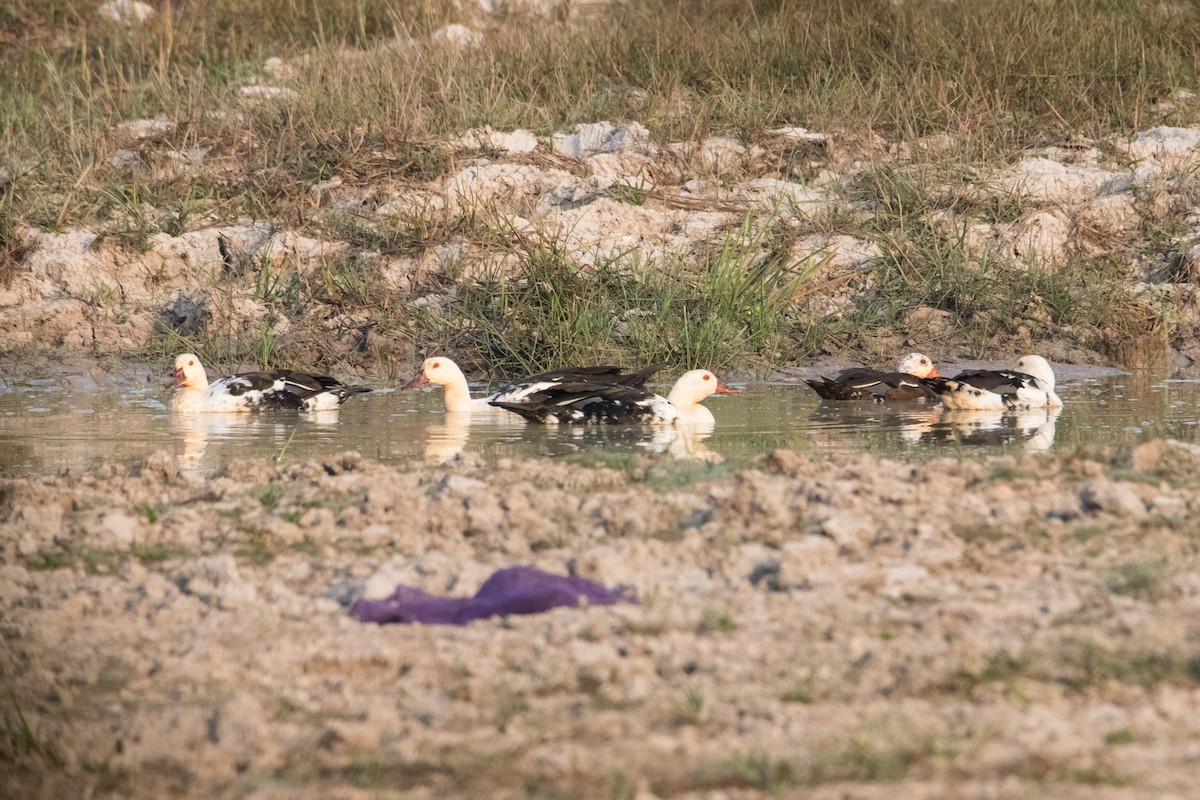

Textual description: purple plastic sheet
[351,566,635,626]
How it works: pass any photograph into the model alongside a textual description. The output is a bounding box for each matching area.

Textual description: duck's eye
[703,374,711,381]
[188,360,194,366]
[921,358,929,365]
[431,362,440,369]
[1018,360,1025,368]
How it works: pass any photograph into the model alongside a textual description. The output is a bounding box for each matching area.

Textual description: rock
[214,225,274,276]
[696,135,747,173]
[1074,194,1141,233]
[175,555,257,609]
[138,451,180,483]
[1080,478,1145,517]
[98,0,155,24]
[238,85,299,103]
[995,157,1121,205]
[112,117,175,145]
[551,122,652,159]
[1129,438,1200,472]
[100,512,141,546]
[766,126,830,143]
[163,294,209,337]
[263,57,295,80]
[903,306,956,338]
[820,513,873,549]
[451,127,540,155]
[432,24,483,48]
[882,563,931,597]
[1120,126,1200,168]
[999,208,1075,266]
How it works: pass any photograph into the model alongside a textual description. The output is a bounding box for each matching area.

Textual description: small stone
[98,0,154,24]
[432,24,482,48]
[1080,478,1145,517]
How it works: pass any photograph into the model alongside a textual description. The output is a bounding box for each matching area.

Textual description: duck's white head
[897,352,939,378]
[170,353,208,391]
[667,369,740,410]
[1015,355,1055,389]
[402,357,467,390]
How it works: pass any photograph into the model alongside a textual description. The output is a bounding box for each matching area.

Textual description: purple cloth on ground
[350,566,635,625]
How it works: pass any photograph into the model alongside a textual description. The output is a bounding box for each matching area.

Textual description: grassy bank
[3,0,1200,372]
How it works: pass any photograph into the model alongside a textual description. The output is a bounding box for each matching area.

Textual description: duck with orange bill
[805,353,940,403]
[400,357,740,425]
[488,366,740,425]
[168,353,369,413]
[926,355,1062,411]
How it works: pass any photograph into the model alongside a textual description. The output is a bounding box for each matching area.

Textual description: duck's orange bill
[715,380,741,394]
[927,367,941,378]
[401,374,430,389]
[167,368,185,388]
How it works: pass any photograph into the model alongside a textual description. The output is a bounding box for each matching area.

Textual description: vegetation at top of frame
[3,0,1200,230]
[1,0,1198,371]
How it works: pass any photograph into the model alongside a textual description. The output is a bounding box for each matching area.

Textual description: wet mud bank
[4,441,1200,798]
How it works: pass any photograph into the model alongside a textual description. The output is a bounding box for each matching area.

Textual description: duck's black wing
[928,369,1039,397]
[217,370,369,409]
[490,381,664,424]
[806,368,936,402]
[497,363,666,395]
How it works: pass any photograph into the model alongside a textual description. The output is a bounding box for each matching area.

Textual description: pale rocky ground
[4,439,1200,798]
[8,111,1200,369]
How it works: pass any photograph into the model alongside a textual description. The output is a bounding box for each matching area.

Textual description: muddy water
[1,365,1198,476]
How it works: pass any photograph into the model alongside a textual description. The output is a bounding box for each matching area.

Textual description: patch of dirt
[3,441,1200,798]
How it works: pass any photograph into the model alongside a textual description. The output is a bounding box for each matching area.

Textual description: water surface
[1,364,1197,476]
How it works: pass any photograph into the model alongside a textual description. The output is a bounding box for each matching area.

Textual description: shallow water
[1,364,1198,476]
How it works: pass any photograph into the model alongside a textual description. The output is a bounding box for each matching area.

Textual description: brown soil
[4,441,1200,798]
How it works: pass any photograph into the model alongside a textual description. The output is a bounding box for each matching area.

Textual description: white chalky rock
[999,209,1074,266]
[451,126,540,154]
[551,122,652,159]
[113,117,175,144]
[98,0,155,24]
[996,157,1122,205]
[239,85,299,103]
[1120,126,1200,168]
[767,126,830,142]
[432,24,483,48]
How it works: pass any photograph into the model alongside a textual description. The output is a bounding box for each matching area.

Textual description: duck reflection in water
[637,418,723,462]
[937,407,1062,451]
[896,407,945,444]
[423,411,473,464]
[171,409,344,469]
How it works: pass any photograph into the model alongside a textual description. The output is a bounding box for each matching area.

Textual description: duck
[168,353,370,413]
[926,355,1063,410]
[489,366,741,425]
[401,357,665,416]
[805,352,940,402]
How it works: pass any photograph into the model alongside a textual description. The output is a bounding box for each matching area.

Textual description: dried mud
[4,441,1200,798]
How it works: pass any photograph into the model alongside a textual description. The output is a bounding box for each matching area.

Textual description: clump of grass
[1107,559,1171,601]
[1065,640,1200,692]
[130,541,189,565]
[700,609,736,633]
[440,216,818,373]
[1104,728,1135,746]
[1,691,63,767]
[132,502,161,524]
[840,166,1157,357]
[25,545,122,574]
